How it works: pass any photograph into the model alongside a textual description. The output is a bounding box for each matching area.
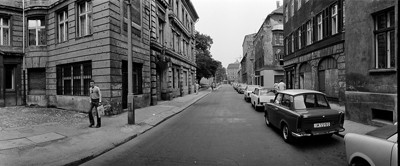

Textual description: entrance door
[122,61,127,109]
[318,70,325,93]
[4,64,17,106]
[156,67,162,100]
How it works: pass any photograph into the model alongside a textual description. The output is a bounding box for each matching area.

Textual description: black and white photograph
[0,0,398,165]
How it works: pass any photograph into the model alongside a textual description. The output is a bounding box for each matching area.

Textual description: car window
[304,94,316,108]
[260,90,276,96]
[316,94,329,108]
[293,95,306,109]
[275,93,283,104]
[281,94,291,108]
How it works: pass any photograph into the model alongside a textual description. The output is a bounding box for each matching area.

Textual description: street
[81,85,347,166]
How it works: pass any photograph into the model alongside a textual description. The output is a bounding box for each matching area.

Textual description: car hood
[366,124,397,140]
[298,109,342,118]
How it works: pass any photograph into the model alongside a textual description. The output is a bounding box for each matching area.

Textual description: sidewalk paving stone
[26,132,66,144]
[0,138,34,150]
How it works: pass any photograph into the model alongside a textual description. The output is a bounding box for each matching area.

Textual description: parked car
[237,84,247,94]
[250,87,276,111]
[264,89,345,143]
[345,124,398,166]
[243,85,259,102]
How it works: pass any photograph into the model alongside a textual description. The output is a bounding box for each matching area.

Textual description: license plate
[314,122,330,128]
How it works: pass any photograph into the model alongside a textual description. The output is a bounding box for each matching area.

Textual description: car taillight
[297,115,303,131]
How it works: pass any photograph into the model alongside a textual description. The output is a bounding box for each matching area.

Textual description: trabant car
[243,85,259,102]
[345,124,398,166]
[250,87,276,111]
[264,89,345,143]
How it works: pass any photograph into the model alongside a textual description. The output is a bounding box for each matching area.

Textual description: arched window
[318,57,337,70]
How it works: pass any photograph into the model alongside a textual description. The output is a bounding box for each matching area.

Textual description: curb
[65,91,211,166]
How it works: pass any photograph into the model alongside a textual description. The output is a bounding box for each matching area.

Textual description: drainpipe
[22,0,26,106]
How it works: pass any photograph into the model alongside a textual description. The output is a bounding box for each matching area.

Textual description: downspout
[22,0,26,106]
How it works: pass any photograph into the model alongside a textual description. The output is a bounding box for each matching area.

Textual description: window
[28,17,46,46]
[285,5,288,22]
[78,0,92,37]
[275,33,283,45]
[291,0,294,16]
[58,10,68,42]
[0,17,10,46]
[297,0,301,10]
[158,19,164,44]
[274,93,283,104]
[285,38,289,55]
[291,34,294,53]
[374,9,395,69]
[132,63,143,94]
[331,4,338,35]
[5,65,14,90]
[131,0,142,33]
[317,14,323,41]
[306,20,313,45]
[183,71,187,86]
[56,61,92,96]
[298,29,302,49]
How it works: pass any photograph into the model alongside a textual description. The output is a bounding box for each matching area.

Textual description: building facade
[241,33,255,85]
[0,0,23,107]
[345,0,397,125]
[253,5,284,88]
[283,0,346,103]
[226,62,240,83]
[149,0,198,104]
[0,0,199,115]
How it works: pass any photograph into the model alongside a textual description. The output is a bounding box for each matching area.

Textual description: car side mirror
[270,99,274,103]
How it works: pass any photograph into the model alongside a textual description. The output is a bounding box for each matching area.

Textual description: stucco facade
[241,33,255,84]
[345,0,398,126]
[253,6,284,88]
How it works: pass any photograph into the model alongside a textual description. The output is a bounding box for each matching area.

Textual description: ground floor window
[4,65,15,90]
[56,61,91,96]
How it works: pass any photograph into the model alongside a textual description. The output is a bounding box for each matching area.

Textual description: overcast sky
[191,0,283,68]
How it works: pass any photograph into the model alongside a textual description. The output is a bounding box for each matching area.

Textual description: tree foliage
[195,31,220,83]
[215,64,227,83]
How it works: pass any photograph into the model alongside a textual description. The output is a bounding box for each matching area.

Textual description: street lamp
[126,0,135,124]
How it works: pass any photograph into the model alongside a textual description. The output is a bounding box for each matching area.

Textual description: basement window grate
[371,108,393,123]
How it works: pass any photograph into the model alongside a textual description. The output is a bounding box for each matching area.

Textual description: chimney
[276,1,280,8]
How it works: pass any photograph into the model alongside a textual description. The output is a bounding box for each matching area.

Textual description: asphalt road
[81,85,347,166]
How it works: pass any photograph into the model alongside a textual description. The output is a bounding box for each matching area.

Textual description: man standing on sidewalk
[195,83,199,94]
[88,80,102,128]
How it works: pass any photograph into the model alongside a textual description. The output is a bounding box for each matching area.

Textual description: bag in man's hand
[97,105,105,116]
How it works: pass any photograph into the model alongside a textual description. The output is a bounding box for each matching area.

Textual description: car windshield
[293,94,329,109]
[260,90,276,96]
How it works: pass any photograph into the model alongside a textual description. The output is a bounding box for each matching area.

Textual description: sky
[191,0,283,68]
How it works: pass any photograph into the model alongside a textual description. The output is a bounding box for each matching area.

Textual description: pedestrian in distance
[278,79,286,91]
[273,81,279,91]
[88,80,102,128]
[195,83,199,94]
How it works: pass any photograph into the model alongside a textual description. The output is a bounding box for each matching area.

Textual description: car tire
[264,114,271,127]
[282,124,294,143]
[350,158,371,166]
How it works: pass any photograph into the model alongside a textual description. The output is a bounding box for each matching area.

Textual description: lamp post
[126,0,135,124]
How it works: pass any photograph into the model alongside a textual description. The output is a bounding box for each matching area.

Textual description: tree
[215,64,227,83]
[195,32,220,83]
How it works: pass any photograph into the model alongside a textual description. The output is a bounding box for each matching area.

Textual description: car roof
[277,89,325,96]
[366,124,397,140]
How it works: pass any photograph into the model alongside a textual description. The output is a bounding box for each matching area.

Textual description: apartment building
[282,0,345,103]
[241,33,255,85]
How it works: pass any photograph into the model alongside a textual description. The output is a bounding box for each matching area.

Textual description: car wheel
[264,114,271,127]
[350,158,371,166]
[282,124,294,143]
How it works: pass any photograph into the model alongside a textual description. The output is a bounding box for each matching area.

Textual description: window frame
[57,9,68,43]
[317,13,323,41]
[77,0,92,37]
[373,9,395,69]
[0,17,10,46]
[56,61,92,96]
[306,20,313,45]
[331,4,338,35]
[28,17,46,46]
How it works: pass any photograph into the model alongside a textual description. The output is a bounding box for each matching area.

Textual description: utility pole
[126,0,135,124]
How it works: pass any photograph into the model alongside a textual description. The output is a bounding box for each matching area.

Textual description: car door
[268,93,283,127]
[275,94,299,130]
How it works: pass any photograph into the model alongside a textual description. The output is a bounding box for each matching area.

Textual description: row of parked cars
[231,82,397,166]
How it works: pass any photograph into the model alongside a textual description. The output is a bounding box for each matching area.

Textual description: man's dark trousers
[88,99,101,127]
